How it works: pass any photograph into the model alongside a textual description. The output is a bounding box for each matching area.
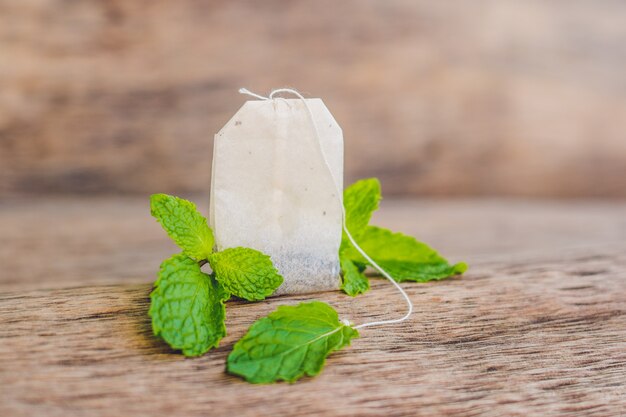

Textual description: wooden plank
[2,197,626,291]
[1,250,625,416]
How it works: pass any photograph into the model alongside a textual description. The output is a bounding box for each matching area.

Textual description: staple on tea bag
[210,94,343,295]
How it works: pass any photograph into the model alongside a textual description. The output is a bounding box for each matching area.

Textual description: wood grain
[1,251,625,417]
[1,199,625,415]
[2,196,626,292]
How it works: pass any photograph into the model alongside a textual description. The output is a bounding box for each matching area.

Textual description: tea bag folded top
[210,98,343,295]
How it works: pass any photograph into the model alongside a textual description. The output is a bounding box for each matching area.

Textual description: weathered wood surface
[1,252,625,417]
[1,199,625,416]
[1,1,626,198]
[2,196,626,292]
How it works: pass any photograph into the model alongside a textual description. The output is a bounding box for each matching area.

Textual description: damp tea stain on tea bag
[210,97,343,295]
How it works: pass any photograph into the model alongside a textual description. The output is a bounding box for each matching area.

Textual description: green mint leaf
[227,301,359,384]
[209,247,283,301]
[343,178,381,243]
[340,256,370,296]
[372,260,467,282]
[149,254,229,356]
[150,194,215,260]
[343,226,467,282]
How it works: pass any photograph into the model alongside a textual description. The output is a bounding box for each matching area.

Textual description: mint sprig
[339,178,467,296]
[150,254,228,356]
[341,178,381,247]
[343,225,468,282]
[149,194,283,356]
[227,301,359,384]
[210,247,283,301]
[339,257,370,297]
[150,194,215,261]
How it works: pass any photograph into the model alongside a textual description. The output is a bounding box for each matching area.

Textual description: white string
[239,87,413,330]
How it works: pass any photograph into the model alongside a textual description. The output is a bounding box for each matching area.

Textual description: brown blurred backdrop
[1,0,625,198]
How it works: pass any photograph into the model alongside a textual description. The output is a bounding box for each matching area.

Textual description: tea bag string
[238,88,413,330]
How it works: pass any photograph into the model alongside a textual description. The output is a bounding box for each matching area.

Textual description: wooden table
[1,197,625,416]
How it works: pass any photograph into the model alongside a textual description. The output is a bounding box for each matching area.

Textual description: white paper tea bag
[210,97,343,295]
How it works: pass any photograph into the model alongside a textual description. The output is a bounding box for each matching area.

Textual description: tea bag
[210,97,343,295]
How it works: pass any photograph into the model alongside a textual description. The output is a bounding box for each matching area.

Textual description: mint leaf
[343,178,381,243]
[210,247,283,301]
[149,254,229,356]
[371,260,467,282]
[340,256,370,296]
[150,194,214,260]
[339,178,467,295]
[227,301,359,383]
[344,226,467,282]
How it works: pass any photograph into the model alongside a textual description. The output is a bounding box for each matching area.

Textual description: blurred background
[1,1,626,292]
[1,0,625,199]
